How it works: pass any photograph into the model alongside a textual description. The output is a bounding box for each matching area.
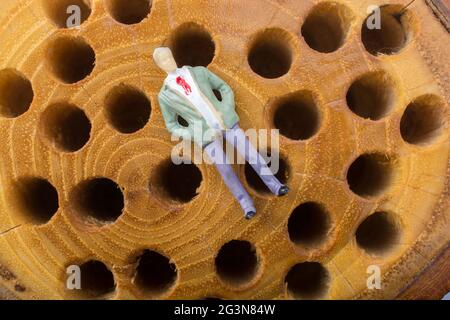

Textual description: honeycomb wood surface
[0,0,449,300]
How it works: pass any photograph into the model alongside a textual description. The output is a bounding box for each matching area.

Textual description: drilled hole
[288,202,331,248]
[301,2,353,53]
[285,262,330,300]
[10,177,59,225]
[46,36,95,84]
[104,0,151,25]
[400,94,447,146]
[39,102,91,152]
[0,69,33,118]
[245,153,289,194]
[71,178,124,225]
[362,5,413,56]
[356,212,399,255]
[150,160,202,203]
[42,0,92,28]
[134,250,177,295]
[273,91,320,140]
[248,28,293,79]
[170,22,215,67]
[79,260,115,298]
[346,71,396,120]
[347,153,393,198]
[104,84,151,134]
[215,240,259,286]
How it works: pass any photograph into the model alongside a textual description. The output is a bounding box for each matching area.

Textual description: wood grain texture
[0,0,449,300]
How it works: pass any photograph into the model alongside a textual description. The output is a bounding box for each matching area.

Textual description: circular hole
[42,0,92,28]
[362,5,413,56]
[70,178,124,225]
[248,28,293,79]
[10,177,59,225]
[346,71,396,120]
[170,22,215,67]
[0,69,33,118]
[149,160,202,203]
[245,153,289,194]
[400,94,447,146]
[301,2,354,53]
[104,84,151,134]
[46,36,95,84]
[272,91,321,140]
[356,212,399,255]
[134,250,177,295]
[288,202,331,248]
[285,262,330,300]
[104,0,151,25]
[215,240,260,286]
[39,102,91,152]
[79,260,116,298]
[346,153,393,198]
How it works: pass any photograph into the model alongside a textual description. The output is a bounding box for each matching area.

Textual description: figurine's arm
[158,88,192,140]
[206,70,235,108]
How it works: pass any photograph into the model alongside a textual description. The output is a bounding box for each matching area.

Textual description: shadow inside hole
[42,0,92,28]
[361,5,412,55]
[0,69,34,118]
[11,177,59,225]
[79,260,116,298]
[248,28,293,79]
[104,84,151,134]
[46,36,95,84]
[150,161,202,203]
[40,102,91,152]
[104,0,152,25]
[215,240,259,286]
[288,202,331,248]
[285,262,330,300]
[273,91,321,140]
[301,2,354,53]
[356,212,399,255]
[245,153,289,195]
[170,22,215,67]
[134,250,177,295]
[347,153,393,198]
[71,178,124,225]
[400,94,447,146]
[346,71,396,120]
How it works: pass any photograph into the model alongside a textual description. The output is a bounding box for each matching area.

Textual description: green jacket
[158,66,239,146]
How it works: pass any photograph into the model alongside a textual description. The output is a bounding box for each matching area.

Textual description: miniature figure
[153,47,289,219]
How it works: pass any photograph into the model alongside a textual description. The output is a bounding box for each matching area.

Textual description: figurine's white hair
[153,47,173,63]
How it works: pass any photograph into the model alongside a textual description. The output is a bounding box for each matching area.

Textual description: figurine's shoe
[277,185,289,196]
[245,211,256,220]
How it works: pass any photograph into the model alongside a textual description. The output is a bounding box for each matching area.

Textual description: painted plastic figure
[153,47,289,219]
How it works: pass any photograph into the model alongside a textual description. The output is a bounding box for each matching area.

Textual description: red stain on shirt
[176,76,192,95]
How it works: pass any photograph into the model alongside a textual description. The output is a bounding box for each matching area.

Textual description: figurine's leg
[204,139,257,219]
[225,124,287,196]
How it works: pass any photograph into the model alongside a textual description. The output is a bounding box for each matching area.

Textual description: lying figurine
[153,47,288,219]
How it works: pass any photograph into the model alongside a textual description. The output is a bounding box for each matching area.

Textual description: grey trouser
[204,124,283,214]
